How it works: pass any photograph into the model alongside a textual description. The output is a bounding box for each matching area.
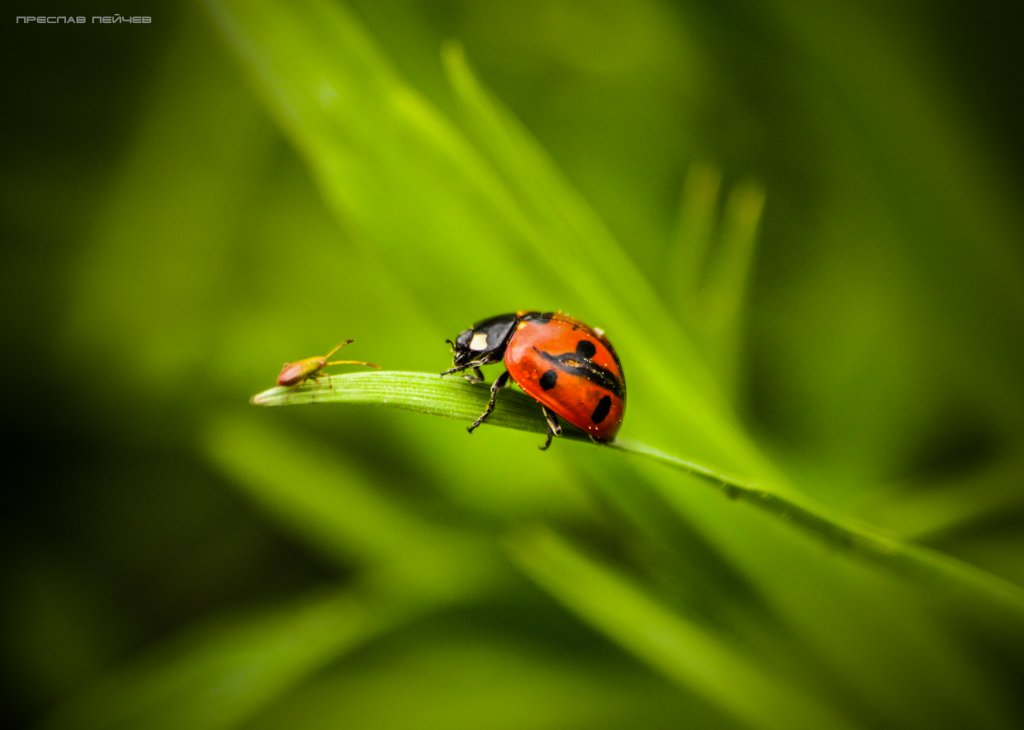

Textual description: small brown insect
[277,340,379,386]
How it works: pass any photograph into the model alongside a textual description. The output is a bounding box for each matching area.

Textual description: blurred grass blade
[667,167,765,397]
[509,527,857,730]
[669,163,722,310]
[707,181,766,329]
[202,0,564,319]
[252,371,1024,621]
[206,412,500,601]
[440,44,724,397]
[42,590,389,730]
[617,439,1024,623]
[703,180,766,392]
[441,43,672,328]
[858,455,1024,542]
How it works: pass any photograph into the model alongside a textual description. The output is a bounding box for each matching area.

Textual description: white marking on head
[469,332,490,351]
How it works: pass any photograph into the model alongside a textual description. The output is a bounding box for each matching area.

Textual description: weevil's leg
[305,371,331,391]
[320,370,339,389]
[325,359,380,369]
[468,370,510,433]
[538,405,562,450]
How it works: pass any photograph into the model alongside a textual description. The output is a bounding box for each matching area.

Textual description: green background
[3,0,1023,727]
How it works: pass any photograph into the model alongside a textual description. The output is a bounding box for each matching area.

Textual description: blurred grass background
[2,0,1023,727]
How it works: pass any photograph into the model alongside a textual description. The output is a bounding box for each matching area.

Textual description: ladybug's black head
[447,313,519,369]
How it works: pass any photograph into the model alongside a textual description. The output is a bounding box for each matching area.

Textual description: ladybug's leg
[539,405,562,450]
[467,370,510,433]
[441,359,489,379]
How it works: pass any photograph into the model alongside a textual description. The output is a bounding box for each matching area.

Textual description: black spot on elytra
[534,347,623,398]
[539,369,558,390]
[591,395,612,424]
[576,340,597,359]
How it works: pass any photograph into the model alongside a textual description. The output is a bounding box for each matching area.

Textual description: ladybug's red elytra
[442,311,625,449]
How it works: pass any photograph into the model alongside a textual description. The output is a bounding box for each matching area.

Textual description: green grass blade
[202,0,553,316]
[858,455,1024,541]
[251,371,586,440]
[250,371,1024,623]
[669,163,722,310]
[244,626,725,729]
[703,180,766,393]
[441,43,673,328]
[666,167,765,397]
[617,440,1024,622]
[509,527,858,730]
[41,590,392,730]
[206,412,502,601]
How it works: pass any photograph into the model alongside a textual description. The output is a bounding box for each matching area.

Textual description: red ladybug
[442,311,626,449]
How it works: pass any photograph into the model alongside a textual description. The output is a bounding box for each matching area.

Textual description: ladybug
[442,311,625,449]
